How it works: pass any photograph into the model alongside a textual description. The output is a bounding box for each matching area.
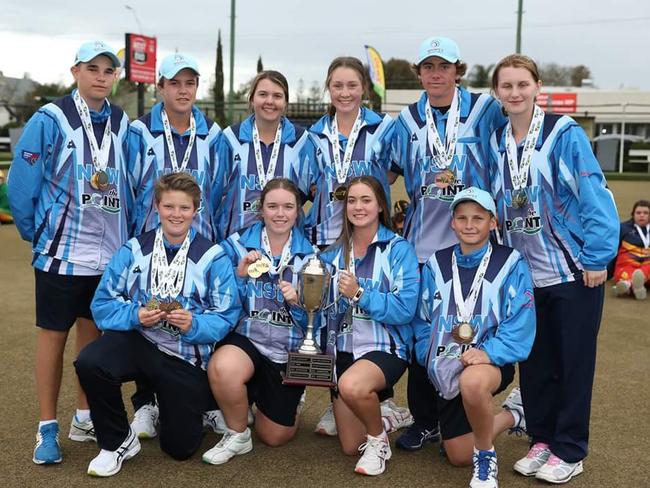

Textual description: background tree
[466,64,494,88]
[384,58,419,89]
[256,56,264,74]
[308,81,321,102]
[570,65,592,87]
[213,30,226,126]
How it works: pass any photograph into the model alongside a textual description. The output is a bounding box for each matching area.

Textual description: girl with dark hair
[318,176,419,476]
[203,178,318,465]
[613,199,650,299]
[216,71,312,239]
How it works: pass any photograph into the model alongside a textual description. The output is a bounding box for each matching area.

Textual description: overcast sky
[2,0,649,99]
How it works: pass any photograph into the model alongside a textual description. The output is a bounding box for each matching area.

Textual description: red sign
[125,34,157,84]
[537,92,577,114]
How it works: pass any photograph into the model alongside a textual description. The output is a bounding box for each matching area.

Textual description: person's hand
[237,250,262,278]
[279,280,299,306]
[583,269,607,288]
[460,348,492,367]
[166,309,193,333]
[338,270,360,299]
[138,308,165,327]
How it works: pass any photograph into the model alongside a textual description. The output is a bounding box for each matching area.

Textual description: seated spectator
[614,199,650,300]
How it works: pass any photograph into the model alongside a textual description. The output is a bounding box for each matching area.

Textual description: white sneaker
[130,404,159,439]
[355,434,392,476]
[470,448,499,488]
[514,442,552,476]
[314,404,337,436]
[502,387,526,435]
[632,269,647,300]
[380,399,414,433]
[202,428,253,465]
[87,428,141,477]
[247,407,255,426]
[615,279,630,296]
[203,410,226,434]
[535,454,584,484]
[69,416,96,442]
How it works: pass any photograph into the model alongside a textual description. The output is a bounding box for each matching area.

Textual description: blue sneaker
[395,423,441,451]
[33,423,62,465]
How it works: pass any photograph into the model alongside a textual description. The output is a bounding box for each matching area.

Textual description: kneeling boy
[413,187,535,488]
[75,173,242,477]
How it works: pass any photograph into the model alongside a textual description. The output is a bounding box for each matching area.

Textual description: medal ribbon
[330,109,364,184]
[252,119,283,188]
[635,224,650,249]
[424,88,461,169]
[451,244,492,323]
[150,227,191,299]
[72,89,112,172]
[261,227,293,275]
[505,104,544,190]
[161,108,197,173]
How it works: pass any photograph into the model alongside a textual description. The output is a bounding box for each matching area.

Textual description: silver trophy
[283,257,335,387]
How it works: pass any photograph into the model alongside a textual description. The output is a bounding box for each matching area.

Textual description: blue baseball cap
[450,187,496,215]
[75,41,120,67]
[416,36,461,65]
[158,53,200,81]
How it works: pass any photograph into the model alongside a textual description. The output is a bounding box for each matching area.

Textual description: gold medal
[145,298,160,311]
[511,189,528,209]
[256,256,272,274]
[434,168,456,189]
[90,170,109,191]
[247,262,263,279]
[451,322,475,344]
[333,185,347,201]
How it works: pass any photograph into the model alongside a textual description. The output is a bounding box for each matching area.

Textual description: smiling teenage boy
[8,41,130,465]
[413,187,535,488]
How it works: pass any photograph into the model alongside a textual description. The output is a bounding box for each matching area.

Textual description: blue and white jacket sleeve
[183,250,242,344]
[481,257,536,366]
[357,240,420,325]
[7,111,56,242]
[389,116,408,176]
[413,261,436,366]
[125,124,146,238]
[91,243,142,331]
[563,125,619,270]
[213,134,233,241]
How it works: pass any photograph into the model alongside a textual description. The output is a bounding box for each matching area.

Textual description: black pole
[137,82,145,117]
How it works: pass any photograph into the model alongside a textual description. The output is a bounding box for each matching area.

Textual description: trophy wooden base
[283,352,335,387]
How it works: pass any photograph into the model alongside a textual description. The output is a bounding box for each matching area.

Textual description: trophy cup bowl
[283,257,336,387]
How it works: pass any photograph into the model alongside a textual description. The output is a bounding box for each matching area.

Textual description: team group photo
[1,1,649,487]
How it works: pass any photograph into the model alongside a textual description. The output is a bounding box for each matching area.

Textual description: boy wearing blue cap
[126,53,225,438]
[8,40,130,465]
[413,187,535,488]
[391,36,507,452]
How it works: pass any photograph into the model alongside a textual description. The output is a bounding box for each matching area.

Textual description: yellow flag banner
[364,45,385,100]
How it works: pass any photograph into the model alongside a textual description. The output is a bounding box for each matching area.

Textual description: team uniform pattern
[9,91,131,275]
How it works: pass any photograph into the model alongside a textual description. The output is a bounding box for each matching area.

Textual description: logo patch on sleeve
[22,150,40,165]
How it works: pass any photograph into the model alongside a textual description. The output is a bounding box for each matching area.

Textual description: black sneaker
[395,423,441,451]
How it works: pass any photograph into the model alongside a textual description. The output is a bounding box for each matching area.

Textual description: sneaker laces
[38,424,59,448]
[475,451,497,481]
[358,437,389,458]
[527,442,550,459]
[216,431,238,449]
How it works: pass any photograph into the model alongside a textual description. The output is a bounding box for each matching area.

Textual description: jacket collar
[150,102,209,136]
